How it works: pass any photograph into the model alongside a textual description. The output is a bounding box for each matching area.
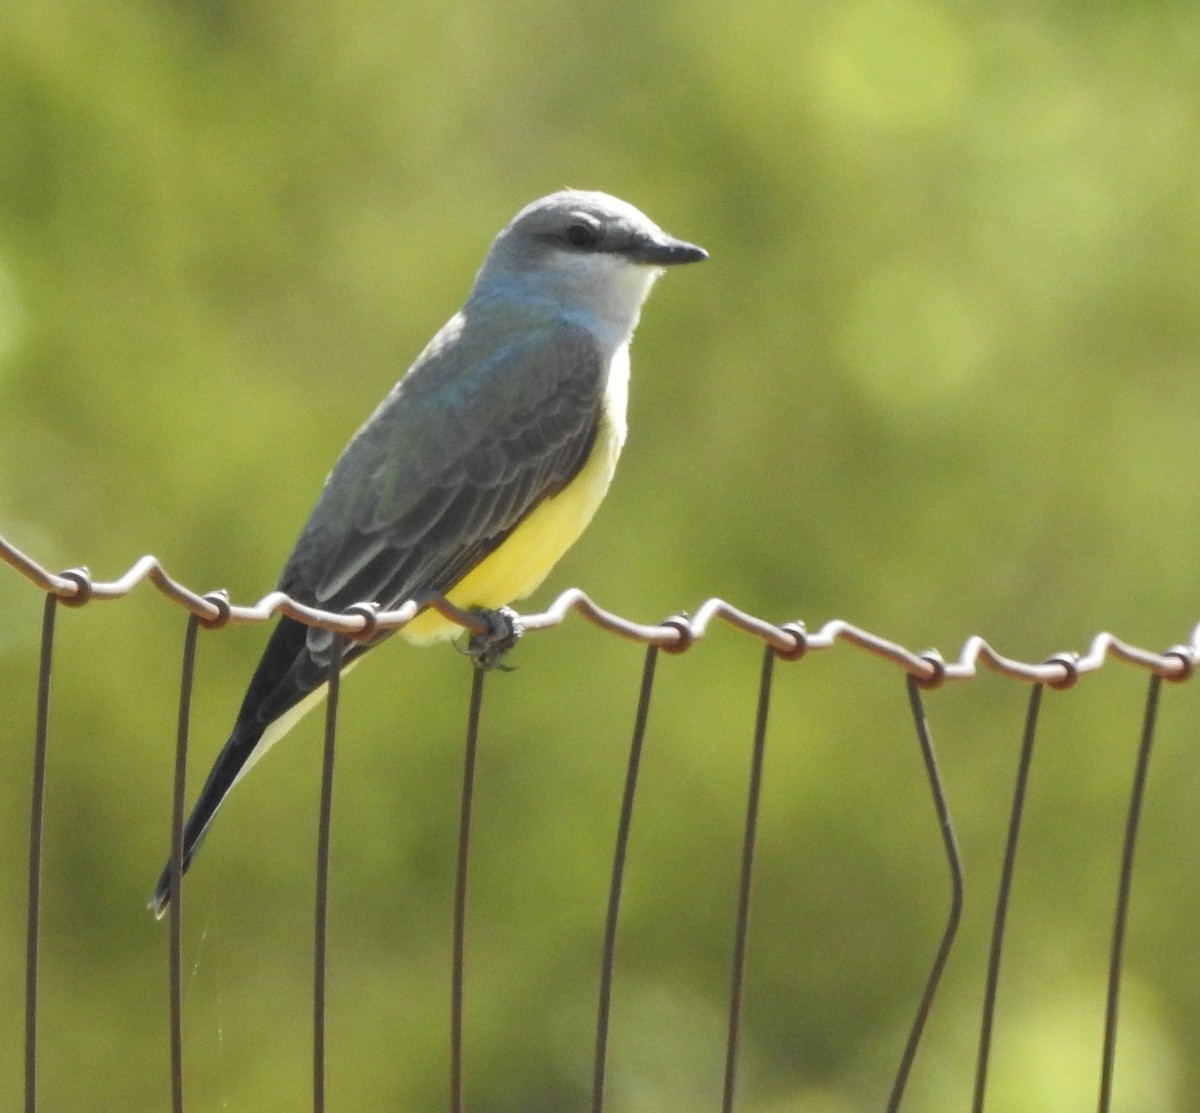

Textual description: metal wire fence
[4,529,1197,1113]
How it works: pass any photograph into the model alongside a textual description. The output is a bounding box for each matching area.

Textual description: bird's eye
[565,221,600,249]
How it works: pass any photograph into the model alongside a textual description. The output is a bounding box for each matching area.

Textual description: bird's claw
[461,606,523,671]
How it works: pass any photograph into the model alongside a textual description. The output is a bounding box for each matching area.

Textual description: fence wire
[4,529,1197,1113]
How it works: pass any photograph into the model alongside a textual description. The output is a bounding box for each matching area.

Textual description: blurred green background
[3,1,1200,1110]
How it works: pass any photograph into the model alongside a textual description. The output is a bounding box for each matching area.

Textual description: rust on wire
[451,666,487,1113]
[972,683,1044,1113]
[5,533,1200,682]
[886,677,964,1113]
[167,615,200,1113]
[25,594,57,1113]
[1098,673,1163,1113]
[312,633,346,1113]
[721,644,777,1113]
[592,645,660,1113]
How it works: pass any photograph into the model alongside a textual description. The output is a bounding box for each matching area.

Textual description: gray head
[470,190,706,334]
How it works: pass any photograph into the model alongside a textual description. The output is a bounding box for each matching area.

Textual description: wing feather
[226,314,610,734]
[282,314,607,630]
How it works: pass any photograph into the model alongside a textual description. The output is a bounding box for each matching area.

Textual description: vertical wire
[24,594,58,1113]
[169,613,201,1113]
[886,676,964,1113]
[1097,673,1162,1113]
[451,665,487,1113]
[314,634,346,1113]
[592,645,660,1113]
[721,644,777,1113]
[972,684,1043,1113]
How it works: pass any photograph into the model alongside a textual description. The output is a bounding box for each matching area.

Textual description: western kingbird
[149,190,705,915]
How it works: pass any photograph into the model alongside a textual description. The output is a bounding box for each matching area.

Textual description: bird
[149,190,706,916]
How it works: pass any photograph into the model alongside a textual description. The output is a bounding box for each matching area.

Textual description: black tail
[148,716,267,917]
[148,616,347,918]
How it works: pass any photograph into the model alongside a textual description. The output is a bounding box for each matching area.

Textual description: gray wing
[280,315,608,625]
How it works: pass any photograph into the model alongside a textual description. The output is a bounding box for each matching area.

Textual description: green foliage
[3,1,1200,1109]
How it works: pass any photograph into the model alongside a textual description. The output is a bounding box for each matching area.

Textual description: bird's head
[472,190,707,337]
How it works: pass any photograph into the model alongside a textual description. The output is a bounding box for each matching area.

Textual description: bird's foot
[461,606,523,671]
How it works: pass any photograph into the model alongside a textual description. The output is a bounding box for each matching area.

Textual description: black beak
[628,234,708,266]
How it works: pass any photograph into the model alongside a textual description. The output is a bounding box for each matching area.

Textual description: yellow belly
[400,389,626,641]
